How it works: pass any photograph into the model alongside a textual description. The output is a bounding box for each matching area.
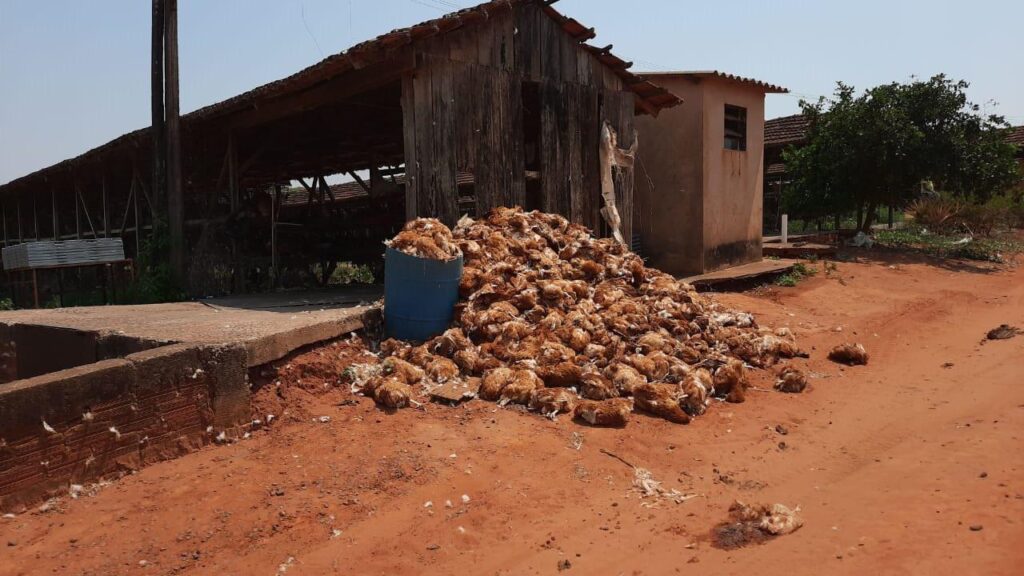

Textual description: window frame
[724,104,748,152]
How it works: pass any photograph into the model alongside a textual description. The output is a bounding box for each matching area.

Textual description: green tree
[783,75,1021,232]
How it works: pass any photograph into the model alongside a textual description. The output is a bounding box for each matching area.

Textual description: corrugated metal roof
[639,70,788,94]
[1,0,681,193]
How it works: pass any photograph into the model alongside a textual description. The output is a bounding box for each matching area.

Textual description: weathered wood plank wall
[403,2,635,237]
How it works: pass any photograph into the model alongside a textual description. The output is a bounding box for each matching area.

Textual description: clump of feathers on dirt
[711,501,803,549]
[350,208,808,425]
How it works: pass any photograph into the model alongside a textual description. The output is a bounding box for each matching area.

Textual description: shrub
[956,202,1005,236]
[907,196,963,232]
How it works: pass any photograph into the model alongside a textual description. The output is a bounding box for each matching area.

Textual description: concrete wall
[700,81,766,272]
[634,76,705,275]
[0,342,249,512]
[1,321,169,381]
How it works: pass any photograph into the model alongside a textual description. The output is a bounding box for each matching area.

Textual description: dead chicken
[713,358,748,403]
[679,368,714,416]
[425,356,460,384]
[529,388,578,418]
[828,343,868,365]
[536,361,583,388]
[775,366,808,393]
[498,370,544,406]
[632,383,691,424]
[381,357,424,385]
[605,363,646,396]
[580,371,619,400]
[479,367,516,401]
[574,398,633,427]
[373,378,415,410]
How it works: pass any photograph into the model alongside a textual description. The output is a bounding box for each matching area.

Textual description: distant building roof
[1008,125,1024,148]
[639,70,788,94]
[764,114,810,147]
[766,117,1024,151]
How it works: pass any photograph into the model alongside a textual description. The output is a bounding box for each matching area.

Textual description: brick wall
[0,343,249,512]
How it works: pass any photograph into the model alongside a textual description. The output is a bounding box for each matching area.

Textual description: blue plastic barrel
[384,246,463,342]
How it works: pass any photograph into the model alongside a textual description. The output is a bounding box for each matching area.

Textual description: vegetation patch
[873,226,1024,263]
[775,262,818,287]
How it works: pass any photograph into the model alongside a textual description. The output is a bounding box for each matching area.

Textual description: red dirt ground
[2,252,1022,576]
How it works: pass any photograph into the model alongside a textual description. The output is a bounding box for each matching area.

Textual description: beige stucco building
[634,71,787,275]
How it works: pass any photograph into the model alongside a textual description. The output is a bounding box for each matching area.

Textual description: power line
[297,1,324,58]
[407,0,458,12]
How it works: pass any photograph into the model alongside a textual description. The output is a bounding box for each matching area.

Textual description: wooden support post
[17,199,23,242]
[272,184,280,287]
[227,134,238,212]
[401,74,418,220]
[321,176,337,203]
[134,167,155,216]
[51,187,59,240]
[348,171,370,195]
[32,195,38,240]
[74,179,82,239]
[164,0,184,282]
[32,269,39,308]
[120,178,136,236]
[151,0,167,224]
[226,133,242,292]
[75,183,97,238]
[134,175,141,258]
[102,174,110,237]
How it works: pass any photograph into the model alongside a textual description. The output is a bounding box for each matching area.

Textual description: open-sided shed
[0,0,679,299]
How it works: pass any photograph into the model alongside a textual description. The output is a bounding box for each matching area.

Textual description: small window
[724,104,747,151]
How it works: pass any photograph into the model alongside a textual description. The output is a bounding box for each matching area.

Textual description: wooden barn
[0,0,679,302]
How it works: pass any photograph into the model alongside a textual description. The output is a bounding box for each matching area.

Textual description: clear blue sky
[1,0,1022,185]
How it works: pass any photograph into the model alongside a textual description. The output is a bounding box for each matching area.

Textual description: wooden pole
[74,180,81,239]
[51,187,58,239]
[226,133,241,292]
[272,184,280,288]
[164,0,184,282]
[102,174,110,237]
[151,0,167,224]
[227,134,238,212]
[120,178,136,235]
[134,175,142,259]
[76,185,97,238]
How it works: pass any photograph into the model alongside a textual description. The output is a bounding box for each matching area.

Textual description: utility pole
[164,0,184,281]
[151,0,166,228]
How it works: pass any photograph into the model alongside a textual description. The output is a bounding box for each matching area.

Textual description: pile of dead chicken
[351,207,805,426]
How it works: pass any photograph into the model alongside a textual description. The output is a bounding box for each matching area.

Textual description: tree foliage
[783,75,1021,231]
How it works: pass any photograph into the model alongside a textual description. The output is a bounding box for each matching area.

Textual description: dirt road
[2,253,1022,575]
